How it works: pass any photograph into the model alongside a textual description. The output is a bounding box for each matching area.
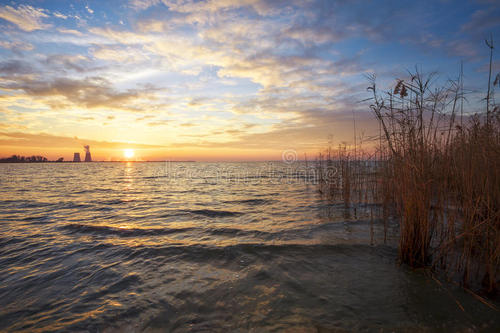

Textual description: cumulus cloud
[0,4,50,31]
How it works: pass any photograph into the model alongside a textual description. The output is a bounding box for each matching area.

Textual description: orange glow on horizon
[0,140,379,162]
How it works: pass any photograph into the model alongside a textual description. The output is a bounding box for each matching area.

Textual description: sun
[123,149,135,159]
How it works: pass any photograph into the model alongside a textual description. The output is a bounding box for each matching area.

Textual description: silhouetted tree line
[0,155,64,163]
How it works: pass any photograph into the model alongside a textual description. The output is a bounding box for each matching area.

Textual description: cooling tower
[84,145,92,162]
[73,153,81,162]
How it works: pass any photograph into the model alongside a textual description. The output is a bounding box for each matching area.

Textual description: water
[0,162,498,332]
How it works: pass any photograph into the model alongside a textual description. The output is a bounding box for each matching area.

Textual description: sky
[0,0,499,161]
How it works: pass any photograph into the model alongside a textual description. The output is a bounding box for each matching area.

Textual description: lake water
[0,162,498,332]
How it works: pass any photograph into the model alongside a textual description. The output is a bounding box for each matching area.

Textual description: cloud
[89,27,153,44]
[44,54,93,73]
[446,39,481,60]
[0,40,34,52]
[461,7,500,35]
[91,46,148,64]
[57,28,84,36]
[0,59,34,75]
[0,74,163,112]
[136,19,168,33]
[170,107,378,151]
[0,131,165,149]
[135,115,155,121]
[0,5,50,31]
[147,121,166,126]
[188,97,212,107]
[283,26,344,46]
[89,2,370,94]
[53,11,68,20]
[160,0,296,16]
[129,0,161,10]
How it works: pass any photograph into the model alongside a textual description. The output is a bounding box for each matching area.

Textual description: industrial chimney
[73,152,81,162]
[84,145,92,162]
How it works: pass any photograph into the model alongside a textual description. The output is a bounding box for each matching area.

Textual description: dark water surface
[0,162,498,332]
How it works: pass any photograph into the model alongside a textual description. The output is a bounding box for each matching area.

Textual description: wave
[0,236,25,248]
[222,199,271,205]
[59,220,374,240]
[72,188,113,194]
[60,223,277,240]
[61,224,196,237]
[125,242,388,263]
[0,199,54,209]
[208,227,276,239]
[185,209,243,218]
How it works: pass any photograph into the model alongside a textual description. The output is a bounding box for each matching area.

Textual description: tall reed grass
[318,48,500,297]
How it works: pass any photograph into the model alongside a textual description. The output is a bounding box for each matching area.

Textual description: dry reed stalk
[364,64,500,296]
[317,52,499,297]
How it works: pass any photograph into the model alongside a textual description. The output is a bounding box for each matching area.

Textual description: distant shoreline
[0,160,314,163]
[0,160,197,163]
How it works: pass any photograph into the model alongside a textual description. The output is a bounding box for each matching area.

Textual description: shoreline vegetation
[317,42,500,302]
[0,155,56,163]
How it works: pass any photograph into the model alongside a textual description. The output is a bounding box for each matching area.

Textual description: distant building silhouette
[84,145,92,162]
[73,152,81,162]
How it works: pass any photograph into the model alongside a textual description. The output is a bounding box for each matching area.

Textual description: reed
[369,65,499,295]
[317,143,378,219]
[318,46,500,296]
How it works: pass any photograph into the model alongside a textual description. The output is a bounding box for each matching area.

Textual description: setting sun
[123,149,134,159]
